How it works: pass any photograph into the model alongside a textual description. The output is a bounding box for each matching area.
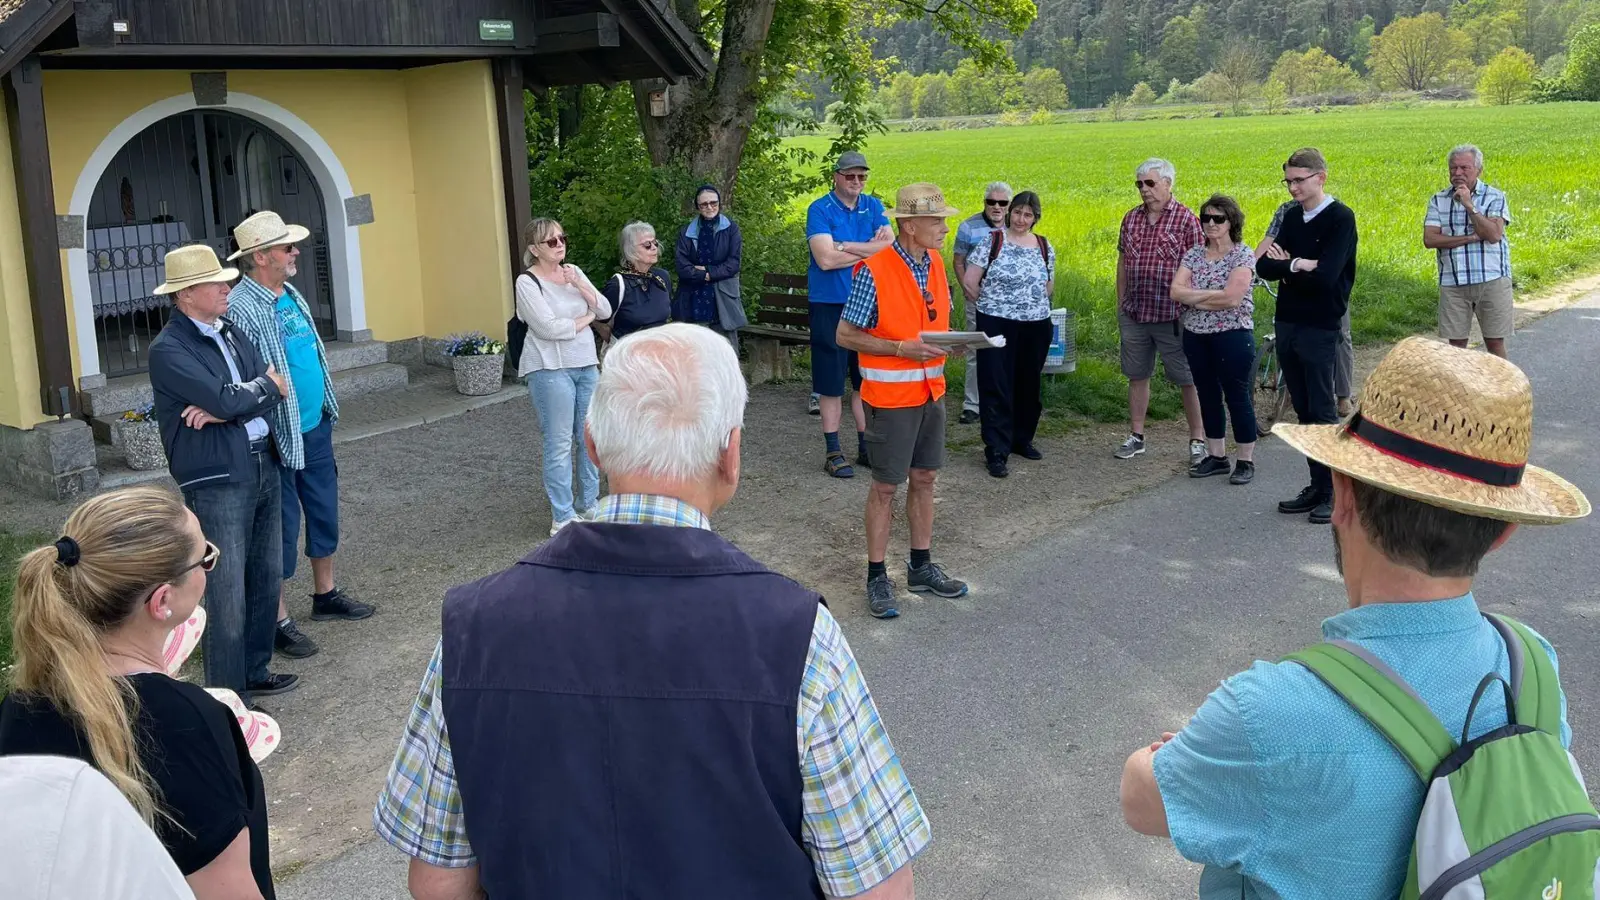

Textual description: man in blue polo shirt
[807,150,893,478]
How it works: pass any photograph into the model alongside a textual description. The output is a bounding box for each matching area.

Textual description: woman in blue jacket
[674,184,747,348]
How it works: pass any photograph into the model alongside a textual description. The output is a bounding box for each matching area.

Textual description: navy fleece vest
[441,523,825,899]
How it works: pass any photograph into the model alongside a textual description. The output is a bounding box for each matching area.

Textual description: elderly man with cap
[806,150,894,478]
[1120,337,1589,898]
[147,244,298,703]
[835,183,971,619]
[222,211,374,662]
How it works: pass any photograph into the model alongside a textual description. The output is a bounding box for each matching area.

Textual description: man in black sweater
[1257,147,1358,524]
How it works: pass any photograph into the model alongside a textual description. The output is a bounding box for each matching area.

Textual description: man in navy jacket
[147,244,298,703]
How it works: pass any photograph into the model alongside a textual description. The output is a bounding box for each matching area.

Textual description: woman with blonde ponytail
[0,486,276,899]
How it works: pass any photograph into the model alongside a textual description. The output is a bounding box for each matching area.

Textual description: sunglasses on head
[1136,178,1160,189]
[1200,213,1229,225]
[542,234,568,248]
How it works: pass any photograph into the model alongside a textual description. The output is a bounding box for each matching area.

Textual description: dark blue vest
[441,522,825,899]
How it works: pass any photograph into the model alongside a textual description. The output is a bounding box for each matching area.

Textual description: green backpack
[1285,614,1600,900]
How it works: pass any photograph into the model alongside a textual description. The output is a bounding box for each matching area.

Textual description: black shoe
[1309,498,1334,524]
[867,575,899,619]
[987,457,1009,478]
[311,588,376,621]
[247,672,300,697]
[1017,444,1043,460]
[908,560,969,598]
[1229,460,1256,485]
[959,409,980,425]
[1278,485,1322,514]
[274,619,320,659]
[1189,455,1231,478]
[856,449,871,468]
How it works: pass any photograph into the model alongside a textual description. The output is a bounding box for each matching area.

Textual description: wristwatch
[834,241,845,253]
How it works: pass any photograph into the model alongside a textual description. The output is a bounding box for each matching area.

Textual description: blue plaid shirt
[842,241,939,331]
[226,276,339,470]
[1424,181,1512,287]
[373,493,931,895]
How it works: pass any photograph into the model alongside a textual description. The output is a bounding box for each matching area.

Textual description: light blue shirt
[274,292,326,433]
[1153,594,1569,900]
[187,316,270,442]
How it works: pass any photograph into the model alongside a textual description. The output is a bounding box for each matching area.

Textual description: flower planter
[117,419,167,471]
[452,353,505,396]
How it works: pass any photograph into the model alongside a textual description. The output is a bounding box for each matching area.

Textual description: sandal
[824,452,855,479]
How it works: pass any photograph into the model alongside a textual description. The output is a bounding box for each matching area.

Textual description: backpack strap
[1037,234,1051,268]
[1284,642,1456,780]
[1486,614,1562,735]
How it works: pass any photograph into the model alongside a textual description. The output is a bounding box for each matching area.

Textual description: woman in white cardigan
[516,217,612,535]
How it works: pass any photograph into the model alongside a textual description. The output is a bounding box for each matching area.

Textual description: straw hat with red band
[161,608,283,763]
[1272,336,1589,525]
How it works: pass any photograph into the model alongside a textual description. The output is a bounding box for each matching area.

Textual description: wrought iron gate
[86,111,335,378]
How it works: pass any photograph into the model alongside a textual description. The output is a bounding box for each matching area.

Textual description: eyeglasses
[696,200,720,208]
[639,239,660,250]
[838,172,868,183]
[1136,179,1160,189]
[1282,174,1319,186]
[921,287,937,321]
[177,541,221,578]
[542,235,568,248]
[1200,213,1229,225]
[275,244,298,254]
[986,198,1010,207]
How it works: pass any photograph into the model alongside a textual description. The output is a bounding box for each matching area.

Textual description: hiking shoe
[1189,439,1206,466]
[1229,460,1256,485]
[808,394,820,415]
[1189,455,1231,478]
[907,560,968,598]
[247,673,300,698]
[1278,485,1322,515]
[311,588,375,621]
[1114,434,1146,459]
[1016,444,1043,460]
[959,409,980,425]
[1309,498,1334,525]
[867,575,899,619]
[824,452,854,479]
[274,619,319,659]
[987,457,1009,478]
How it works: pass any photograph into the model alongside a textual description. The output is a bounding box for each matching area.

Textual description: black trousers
[1184,328,1258,445]
[1276,321,1340,493]
[976,312,1054,461]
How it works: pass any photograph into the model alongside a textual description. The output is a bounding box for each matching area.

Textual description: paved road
[281,295,1599,899]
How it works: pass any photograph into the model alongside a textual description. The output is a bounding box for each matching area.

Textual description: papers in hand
[920,331,1007,349]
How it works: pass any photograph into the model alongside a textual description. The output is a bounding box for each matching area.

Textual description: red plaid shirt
[1117,201,1203,323]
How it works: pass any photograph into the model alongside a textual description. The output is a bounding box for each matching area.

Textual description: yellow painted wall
[0,102,47,430]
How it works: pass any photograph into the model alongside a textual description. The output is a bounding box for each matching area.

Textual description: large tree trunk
[633,0,778,205]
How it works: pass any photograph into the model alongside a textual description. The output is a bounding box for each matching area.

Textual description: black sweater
[1256,199,1358,331]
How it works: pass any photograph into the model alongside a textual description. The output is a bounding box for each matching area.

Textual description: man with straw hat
[1119,337,1588,899]
[225,210,374,663]
[147,244,300,704]
[836,182,971,619]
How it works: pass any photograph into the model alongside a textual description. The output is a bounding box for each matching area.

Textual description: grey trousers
[1335,308,1353,399]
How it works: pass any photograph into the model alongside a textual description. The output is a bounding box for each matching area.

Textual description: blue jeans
[185,446,281,696]
[280,415,339,579]
[528,366,600,523]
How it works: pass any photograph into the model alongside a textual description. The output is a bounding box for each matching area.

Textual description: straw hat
[1272,337,1589,525]
[161,607,205,677]
[204,688,282,763]
[153,245,238,295]
[227,210,310,261]
[885,183,960,219]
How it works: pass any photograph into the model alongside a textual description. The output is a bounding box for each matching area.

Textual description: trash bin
[1043,308,1076,374]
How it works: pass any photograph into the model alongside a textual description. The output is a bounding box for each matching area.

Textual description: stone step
[324,340,390,374]
[94,444,173,490]
[82,375,152,418]
[330,362,408,399]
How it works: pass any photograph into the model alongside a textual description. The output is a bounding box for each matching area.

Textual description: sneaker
[1114,434,1146,459]
[1017,444,1043,461]
[959,409,980,425]
[311,588,375,621]
[1229,460,1256,485]
[907,560,968,598]
[1278,485,1322,515]
[1189,439,1206,466]
[824,452,854,479]
[867,575,899,619]
[550,518,577,536]
[247,673,300,698]
[1189,455,1231,478]
[987,457,1009,478]
[808,394,820,416]
[1309,498,1334,525]
[274,619,320,659]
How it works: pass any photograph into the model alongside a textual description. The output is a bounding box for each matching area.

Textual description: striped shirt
[1424,181,1511,286]
[226,277,339,471]
[372,493,931,896]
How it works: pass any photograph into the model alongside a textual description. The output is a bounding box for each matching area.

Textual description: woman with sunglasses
[1169,194,1258,485]
[0,486,277,899]
[515,217,612,536]
[600,221,673,344]
[673,184,747,348]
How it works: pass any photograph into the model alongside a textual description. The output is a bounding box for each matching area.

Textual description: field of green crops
[790,103,1600,419]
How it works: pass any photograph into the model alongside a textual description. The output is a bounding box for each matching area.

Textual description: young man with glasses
[806,151,895,478]
[1256,147,1359,525]
[952,181,1012,424]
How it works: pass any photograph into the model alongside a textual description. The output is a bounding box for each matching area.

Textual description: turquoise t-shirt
[275,292,325,434]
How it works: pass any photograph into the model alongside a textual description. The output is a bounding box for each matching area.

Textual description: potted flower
[444,331,507,396]
[117,403,167,471]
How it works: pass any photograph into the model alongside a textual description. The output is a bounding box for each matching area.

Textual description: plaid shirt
[1118,201,1203,323]
[1424,181,1511,286]
[225,276,339,470]
[372,493,931,895]
[843,241,943,331]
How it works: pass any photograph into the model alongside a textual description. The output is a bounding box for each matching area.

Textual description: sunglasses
[986,198,1010,207]
[639,239,660,250]
[838,172,868,183]
[542,235,568,248]
[1136,178,1160,189]
[177,540,221,577]
[1283,174,1319,186]
[1200,213,1229,224]
[697,200,720,208]
[921,287,937,322]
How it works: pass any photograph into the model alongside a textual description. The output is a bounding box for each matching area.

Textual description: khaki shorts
[863,399,946,485]
[1439,277,1514,341]
[1118,312,1194,385]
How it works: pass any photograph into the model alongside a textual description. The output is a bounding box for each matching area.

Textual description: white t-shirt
[0,755,196,900]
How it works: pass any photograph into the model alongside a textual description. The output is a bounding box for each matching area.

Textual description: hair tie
[54,537,81,568]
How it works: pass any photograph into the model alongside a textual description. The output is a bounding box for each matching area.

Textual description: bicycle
[1251,278,1295,424]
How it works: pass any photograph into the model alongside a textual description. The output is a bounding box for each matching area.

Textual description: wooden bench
[742,272,813,384]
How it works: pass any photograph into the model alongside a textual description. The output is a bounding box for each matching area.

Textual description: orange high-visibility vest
[854,246,949,409]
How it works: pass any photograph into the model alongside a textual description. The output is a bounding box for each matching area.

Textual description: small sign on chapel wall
[479,19,515,41]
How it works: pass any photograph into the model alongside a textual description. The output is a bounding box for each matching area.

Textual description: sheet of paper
[920,331,1007,349]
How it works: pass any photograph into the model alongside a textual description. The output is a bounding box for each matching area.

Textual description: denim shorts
[280,415,339,578]
[808,302,863,397]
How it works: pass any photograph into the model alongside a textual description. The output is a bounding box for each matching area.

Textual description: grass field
[1,529,46,670]
[790,103,1600,420]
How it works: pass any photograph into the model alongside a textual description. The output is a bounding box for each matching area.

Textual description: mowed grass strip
[1,529,50,670]
[792,103,1600,419]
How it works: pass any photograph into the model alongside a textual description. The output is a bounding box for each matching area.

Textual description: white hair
[620,221,656,268]
[588,323,747,482]
[984,181,1013,198]
[1135,158,1176,186]
[1448,144,1484,170]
